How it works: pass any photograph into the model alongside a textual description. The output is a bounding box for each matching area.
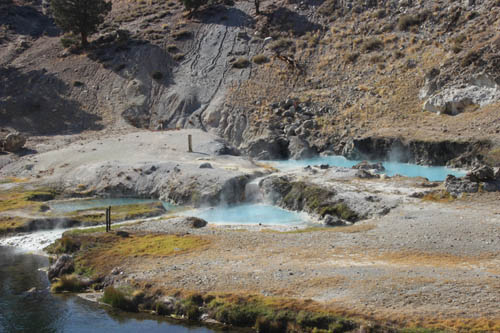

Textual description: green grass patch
[102,286,138,312]
[0,216,30,235]
[65,202,166,225]
[45,236,82,254]
[63,226,107,236]
[104,234,207,257]
[204,296,355,331]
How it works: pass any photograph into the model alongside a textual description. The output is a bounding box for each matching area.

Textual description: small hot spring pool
[180,204,308,226]
[268,156,466,181]
[50,198,176,213]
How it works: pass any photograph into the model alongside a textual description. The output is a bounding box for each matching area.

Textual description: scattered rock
[48,254,74,281]
[199,162,213,169]
[116,230,130,238]
[352,161,385,172]
[445,175,479,196]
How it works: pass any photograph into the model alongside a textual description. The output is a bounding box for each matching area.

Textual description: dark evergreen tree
[179,0,206,15]
[254,0,260,14]
[50,0,112,47]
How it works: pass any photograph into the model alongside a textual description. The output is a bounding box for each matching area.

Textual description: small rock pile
[445,165,500,196]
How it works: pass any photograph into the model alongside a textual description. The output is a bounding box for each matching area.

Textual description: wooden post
[105,208,109,232]
[188,134,193,152]
[108,206,111,231]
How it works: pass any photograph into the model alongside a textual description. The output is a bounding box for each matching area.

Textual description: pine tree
[179,0,206,15]
[50,0,112,48]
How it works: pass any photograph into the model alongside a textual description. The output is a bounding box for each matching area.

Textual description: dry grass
[375,250,496,268]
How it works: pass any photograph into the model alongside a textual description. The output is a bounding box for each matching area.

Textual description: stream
[0,246,215,333]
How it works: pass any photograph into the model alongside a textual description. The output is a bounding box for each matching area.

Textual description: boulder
[199,162,213,169]
[467,165,495,182]
[352,161,385,172]
[323,214,345,226]
[288,136,316,160]
[355,169,379,179]
[2,132,26,152]
[48,254,74,281]
[445,175,479,196]
[169,216,208,229]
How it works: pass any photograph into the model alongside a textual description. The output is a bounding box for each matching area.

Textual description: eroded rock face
[422,75,500,115]
[48,254,74,281]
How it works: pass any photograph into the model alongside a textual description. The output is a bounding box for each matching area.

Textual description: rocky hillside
[1,0,499,166]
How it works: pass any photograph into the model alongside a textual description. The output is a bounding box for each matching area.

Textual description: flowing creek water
[267,155,466,181]
[0,246,215,333]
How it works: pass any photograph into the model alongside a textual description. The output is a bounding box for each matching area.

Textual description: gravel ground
[117,190,500,325]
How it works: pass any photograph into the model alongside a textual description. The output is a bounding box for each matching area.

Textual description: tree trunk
[254,0,260,14]
[81,31,88,48]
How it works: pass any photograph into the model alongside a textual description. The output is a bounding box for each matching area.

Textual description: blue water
[181,204,308,226]
[50,198,176,213]
[0,246,215,333]
[268,156,466,181]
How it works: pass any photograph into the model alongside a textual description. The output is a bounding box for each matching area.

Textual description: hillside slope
[0,0,499,165]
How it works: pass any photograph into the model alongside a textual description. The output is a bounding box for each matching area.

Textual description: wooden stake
[188,134,193,152]
[108,206,111,231]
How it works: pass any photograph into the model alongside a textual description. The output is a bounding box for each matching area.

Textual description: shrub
[102,286,138,312]
[269,38,294,53]
[232,57,250,69]
[461,50,480,67]
[344,52,359,63]
[172,29,191,40]
[397,11,430,31]
[252,54,269,64]
[151,71,164,80]
[166,44,178,53]
[49,236,81,254]
[173,53,185,61]
[361,38,383,52]
[60,35,79,48]
[50,274,86,293]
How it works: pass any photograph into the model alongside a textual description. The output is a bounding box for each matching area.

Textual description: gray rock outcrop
[422,74,500,115]
[48,254,74,281]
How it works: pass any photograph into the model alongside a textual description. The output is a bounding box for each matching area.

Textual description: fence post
[108,206,111,231]
[188,134,193,153]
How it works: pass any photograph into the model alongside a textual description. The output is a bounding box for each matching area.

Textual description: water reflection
[0,247,214,333]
